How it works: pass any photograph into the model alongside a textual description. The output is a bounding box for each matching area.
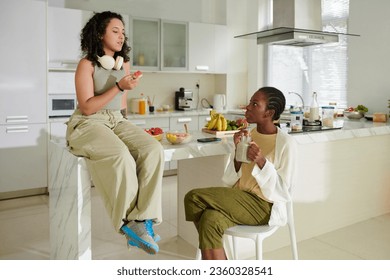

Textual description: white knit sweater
[222,127,297,226]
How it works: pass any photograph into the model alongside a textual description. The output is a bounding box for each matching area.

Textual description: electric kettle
[213,94,226,112]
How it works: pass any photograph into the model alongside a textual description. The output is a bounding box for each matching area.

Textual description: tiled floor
[1,175,389,260]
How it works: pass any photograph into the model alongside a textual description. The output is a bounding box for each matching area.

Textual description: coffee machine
[175,87,195,111]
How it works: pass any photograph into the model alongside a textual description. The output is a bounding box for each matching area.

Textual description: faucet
[288,92,305,111]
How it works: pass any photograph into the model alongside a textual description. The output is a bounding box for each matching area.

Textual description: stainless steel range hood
[235,0,359,47]
[235,27,343,47]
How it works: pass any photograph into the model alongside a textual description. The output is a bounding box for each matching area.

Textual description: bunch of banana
[206,110,228,131]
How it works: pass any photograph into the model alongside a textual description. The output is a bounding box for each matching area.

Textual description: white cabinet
[49,120,68,142]
[131,18,188,71]
[198,114,211,130]
[48,8,129,70]
[48,7,93,68]
[0,1,46,125]
[131,18,160,70]
[161,20,188,71]
[129,116,170,131]
[169,116,199,131]
[0,0,48,195]
[189,22,228,73]
[0,124,48,193]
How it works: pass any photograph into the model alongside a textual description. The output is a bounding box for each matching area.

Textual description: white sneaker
[121,221,159,255]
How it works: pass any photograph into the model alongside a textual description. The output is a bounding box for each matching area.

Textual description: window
[267,0,349,110]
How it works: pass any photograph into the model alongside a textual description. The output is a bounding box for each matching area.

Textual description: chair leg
[196,248,202,260]
[255,237,263,260]
[223,235,233,260]
[232,236,238,260]
[288,225,299,260]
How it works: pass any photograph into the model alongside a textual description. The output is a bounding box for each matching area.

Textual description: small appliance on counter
[213,94,226,112]
[302,119,322,131]
[175,87,195,111]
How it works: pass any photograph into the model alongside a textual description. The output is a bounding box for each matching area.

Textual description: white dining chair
[195,200,298,260]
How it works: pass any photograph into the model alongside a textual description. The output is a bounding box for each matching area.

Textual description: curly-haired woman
[66,11,164,255]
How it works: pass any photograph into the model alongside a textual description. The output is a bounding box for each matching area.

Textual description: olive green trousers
[184,187,272,249]
[66,109,164,232]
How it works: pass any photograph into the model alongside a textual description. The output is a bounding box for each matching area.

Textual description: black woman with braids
[185,87,297,260]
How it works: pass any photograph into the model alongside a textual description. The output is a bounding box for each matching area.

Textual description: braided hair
[80,11,131,66]
[258,87,286,121]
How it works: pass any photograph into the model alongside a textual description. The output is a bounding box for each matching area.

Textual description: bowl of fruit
[165,131,192,144]
[145,127,164,141]
[344,105,368,120]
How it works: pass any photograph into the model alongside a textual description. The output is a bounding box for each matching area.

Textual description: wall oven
[48,93,77,118]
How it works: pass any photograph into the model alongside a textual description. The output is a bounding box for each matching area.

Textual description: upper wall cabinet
[48,7,93,70]
[161,20,188,71]
[132,18,160,70]
[48,7,129,71]
[131,18,188,72]
[188,22,228,74]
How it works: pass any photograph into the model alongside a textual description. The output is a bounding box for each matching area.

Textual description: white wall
[348,0,390,114]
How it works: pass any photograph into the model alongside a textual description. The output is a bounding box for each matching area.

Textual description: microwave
[48,93,77,118]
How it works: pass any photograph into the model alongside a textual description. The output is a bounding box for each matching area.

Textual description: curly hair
[80,11,131,66]
[258,87,286,121]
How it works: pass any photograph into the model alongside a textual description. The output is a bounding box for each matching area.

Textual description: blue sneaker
[121,221,159,255]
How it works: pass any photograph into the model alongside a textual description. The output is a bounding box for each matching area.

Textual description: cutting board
[202,128,239,137]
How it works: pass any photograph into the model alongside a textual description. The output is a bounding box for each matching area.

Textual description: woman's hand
[117,74,140,91]
[233,129,249,147]
[247,141,267,169]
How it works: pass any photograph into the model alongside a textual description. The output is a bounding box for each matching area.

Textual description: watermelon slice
[132,70,143,79]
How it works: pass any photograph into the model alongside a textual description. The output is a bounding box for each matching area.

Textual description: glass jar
[322,106,335,127]
[290,111,303,131]
[235,136,251,163]
[138,98,147,115]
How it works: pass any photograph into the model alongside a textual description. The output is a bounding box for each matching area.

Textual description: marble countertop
[284,118,390,144]
[51,117,389,165]
[160,131,233,162]
[158,117,390,161]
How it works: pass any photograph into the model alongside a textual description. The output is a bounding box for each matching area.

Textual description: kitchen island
[48,118,390,259]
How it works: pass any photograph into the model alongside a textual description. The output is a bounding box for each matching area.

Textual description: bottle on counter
[138,93,147,115]
[309,92,319,122]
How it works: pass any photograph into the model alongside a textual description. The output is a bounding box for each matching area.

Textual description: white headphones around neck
[97,55,123,70]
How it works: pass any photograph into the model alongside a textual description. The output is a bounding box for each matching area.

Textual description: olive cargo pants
[184,187,272,249]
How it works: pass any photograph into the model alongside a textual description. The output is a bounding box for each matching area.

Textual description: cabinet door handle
[131,119,146,126]
[195,65,209,71]
[6,126,29,133]
[6,116,29,123]
[177,117,192,123]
